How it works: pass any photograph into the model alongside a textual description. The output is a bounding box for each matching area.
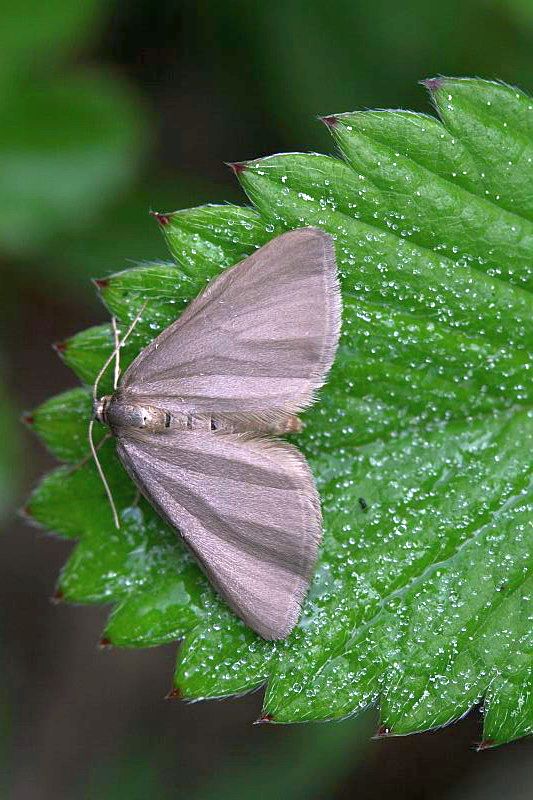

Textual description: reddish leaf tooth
[150,211,171,226]
[253,713,275,725]
[50,588,64,605]
[165,687,183,701]
[475,739,496,751]
[93,278,110,289]
[320,115,339,129]
[421,77,445,93]
[226,161,247,175]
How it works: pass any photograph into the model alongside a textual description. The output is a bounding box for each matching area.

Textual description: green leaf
[426,78,533,221]
[155,204,276,288]
[27,78,533,746]
[325,108,531,288]
[55,323,146,395]
[25,387,96,463]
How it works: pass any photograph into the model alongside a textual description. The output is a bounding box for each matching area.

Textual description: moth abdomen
[207,412,303,435]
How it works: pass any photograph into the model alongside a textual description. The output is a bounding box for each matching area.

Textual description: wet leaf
[26,78,532,745]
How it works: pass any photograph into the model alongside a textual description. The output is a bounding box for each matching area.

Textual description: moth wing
[115,427,321,640]
[119,227,341,419]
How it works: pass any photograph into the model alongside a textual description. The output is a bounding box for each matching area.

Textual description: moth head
[93,395,111,424]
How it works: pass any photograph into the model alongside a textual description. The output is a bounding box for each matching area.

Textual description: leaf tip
[21,412,35,427]
[421,76,445,94]
[150,210,172,227]
[92,277,110,290]
[475,738,496,752]
[165,687,183,701]
[253,713,275,726]
[99,637,113,650]
[372,725,392,739]
[225,161,248,176]
[18,503,33,521]
[50,588,64,605]
[319,115,339,129]
[52,340,68,355]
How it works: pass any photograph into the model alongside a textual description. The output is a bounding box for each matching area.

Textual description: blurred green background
[1,1,531,797]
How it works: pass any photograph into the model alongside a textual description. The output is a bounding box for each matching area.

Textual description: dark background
[1,1,531,798]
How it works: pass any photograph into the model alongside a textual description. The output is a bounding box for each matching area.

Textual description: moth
[91,227,341,640]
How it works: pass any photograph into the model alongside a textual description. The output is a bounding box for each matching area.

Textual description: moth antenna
[111,316,121,390]
[67,431,111,474]
[88,418,120,529]
[92,302,148,401]
[89,301,148,528]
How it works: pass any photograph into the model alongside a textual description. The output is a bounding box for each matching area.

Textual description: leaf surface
[27,78,532,746]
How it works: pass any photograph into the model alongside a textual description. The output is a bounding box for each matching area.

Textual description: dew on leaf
[27,77,533,745]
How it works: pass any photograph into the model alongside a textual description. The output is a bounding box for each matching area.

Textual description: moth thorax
[93,395,111,424]
[103,396,170,431]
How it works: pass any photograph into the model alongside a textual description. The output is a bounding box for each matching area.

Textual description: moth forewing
[118,227,341,420]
